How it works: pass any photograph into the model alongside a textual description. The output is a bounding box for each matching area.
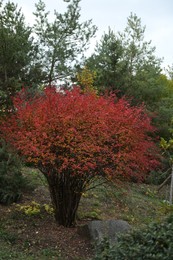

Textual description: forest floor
[0,168,172,259]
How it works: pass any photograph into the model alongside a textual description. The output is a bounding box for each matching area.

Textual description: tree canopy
[86,13,162,104]
[33,0,97,85]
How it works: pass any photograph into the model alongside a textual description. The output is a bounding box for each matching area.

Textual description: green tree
[0,0,35,112]
[87,13,162,105]
[120,13,162,104]
[154,74,173,138]
[86,27,128,95]
[33,0,97,85]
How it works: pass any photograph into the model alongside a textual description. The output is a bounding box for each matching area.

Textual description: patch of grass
[0,228,33,259]
[41,248,63,259]
[0,227,18,245]
[0,242,33,260]
[0,241,62,260]
[79,180,169,226]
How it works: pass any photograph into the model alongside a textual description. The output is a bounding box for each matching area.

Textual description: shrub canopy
[0,86,160,226]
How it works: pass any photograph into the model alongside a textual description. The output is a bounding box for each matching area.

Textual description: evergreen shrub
[92,215,173,260]
[0,139,25,205]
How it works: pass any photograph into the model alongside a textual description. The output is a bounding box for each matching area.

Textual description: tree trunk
[48,49,56,86]
[45,172,85,227]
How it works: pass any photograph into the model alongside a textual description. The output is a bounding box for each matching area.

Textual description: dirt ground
[0,186,94,260]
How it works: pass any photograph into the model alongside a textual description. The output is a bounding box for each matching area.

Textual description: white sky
[9,0,173,69]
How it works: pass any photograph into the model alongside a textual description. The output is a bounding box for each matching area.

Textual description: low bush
[15,201,54,216]
[92,214,173,260]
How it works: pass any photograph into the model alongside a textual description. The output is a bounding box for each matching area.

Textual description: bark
[43,170,86,227]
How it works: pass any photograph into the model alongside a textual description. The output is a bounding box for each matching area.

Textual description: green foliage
[0,247,33,260]
[92,238,117,260]
[118,13,162,106]
[0,139,25,205]
[87,13,162,102]
[33,0,97,85]
[87,13,173,139]
[0,228,18,245]
[86,27,128,95]
[0,1,36,112]
[0,0,96,112]
[166,64,173,80]
[158,200,173,215]
[153,74,173,138]
[92,215,173,260]
[160,125,173,173]
[41,248,63,259]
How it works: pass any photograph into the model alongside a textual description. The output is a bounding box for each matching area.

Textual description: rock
[78,219,131,243]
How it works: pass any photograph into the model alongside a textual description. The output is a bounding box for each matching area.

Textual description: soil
[0,186,94,260]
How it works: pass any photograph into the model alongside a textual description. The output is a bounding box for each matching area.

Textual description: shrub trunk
[44,171,85,227]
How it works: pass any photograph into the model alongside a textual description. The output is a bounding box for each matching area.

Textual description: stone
[78,219,131,243]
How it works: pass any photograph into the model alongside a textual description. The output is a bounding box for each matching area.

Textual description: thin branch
[158,173,171,192]
[85,180,109,192]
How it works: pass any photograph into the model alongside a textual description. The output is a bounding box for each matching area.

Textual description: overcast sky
[9,0,173,69]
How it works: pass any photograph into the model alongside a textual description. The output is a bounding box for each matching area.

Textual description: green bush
[0,139,26,205]
[92,215,173,260]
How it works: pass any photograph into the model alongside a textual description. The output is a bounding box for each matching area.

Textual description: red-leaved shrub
[0,86,160,226]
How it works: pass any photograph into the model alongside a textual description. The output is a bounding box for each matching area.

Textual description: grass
[0,232,63,260]
[78,180,171,226]
[0,168,172,259]
[0,245,62,260]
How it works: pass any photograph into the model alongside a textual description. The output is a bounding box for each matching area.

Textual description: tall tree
[33,0,97,85]
[86,28,128,95]
[0,1,35,112]
[86,13,162,105]
[120,13,162,104]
